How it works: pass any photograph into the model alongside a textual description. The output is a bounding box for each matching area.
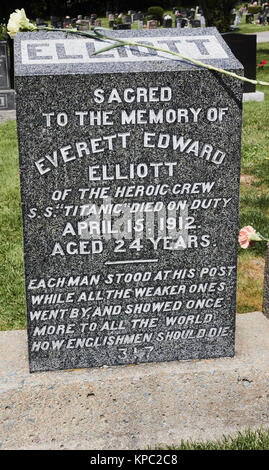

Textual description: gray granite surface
[14,28,243,372]
[14,27,243,76]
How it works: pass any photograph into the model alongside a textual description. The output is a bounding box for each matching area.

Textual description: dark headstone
[163,18,173,28]
[113,24,131,30]
[191,20,201,28]
[176,18,188,28]
[188,10,195,20]
[6,35,15,89]
[222,33,256,93]
[246,13,254,23]
[50,16,63,28]
[0,41,10,89]
[14,28,243,372]
[0,41,15,110]
[36,18,48,26]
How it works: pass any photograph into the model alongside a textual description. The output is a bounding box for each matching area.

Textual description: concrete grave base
[1,311,269,450]
[0,109,16,124]
[243,91,265,102]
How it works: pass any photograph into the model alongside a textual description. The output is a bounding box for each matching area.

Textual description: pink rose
[238,225,257,249]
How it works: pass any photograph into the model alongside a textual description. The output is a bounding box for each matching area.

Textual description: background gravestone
[0,41,10,89]
[222,33,256,93]
[14,28,243,372]
[0,41,15,110]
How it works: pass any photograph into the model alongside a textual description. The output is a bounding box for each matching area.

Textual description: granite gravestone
[222,33,256,93]
[0,41,15,110]
[14,28,243,372]
[0,42,10,89]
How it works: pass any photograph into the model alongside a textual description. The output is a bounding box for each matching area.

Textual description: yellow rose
[7,9,36,38]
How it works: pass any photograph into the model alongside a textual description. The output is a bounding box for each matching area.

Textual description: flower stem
[258,234,269,241]
[37,27,269,87]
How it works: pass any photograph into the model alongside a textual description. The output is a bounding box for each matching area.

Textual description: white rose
[7,13,22,38]
[7,9,36,38]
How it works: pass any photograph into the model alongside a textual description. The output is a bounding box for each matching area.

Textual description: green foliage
[199,0,239,32]
[0,24,7,40]
[145,15,154,22]
[239,42,269,257]
[25,0,48,19]
[247,6,262,14]
[178,0,196,5]
[147,6,164,22]
[114,17,123,25]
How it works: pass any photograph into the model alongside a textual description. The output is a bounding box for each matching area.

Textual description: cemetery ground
[72,11,269,35]
[1,42,269,331]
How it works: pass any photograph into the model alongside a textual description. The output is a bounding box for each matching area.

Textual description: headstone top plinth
[14,27,243,77]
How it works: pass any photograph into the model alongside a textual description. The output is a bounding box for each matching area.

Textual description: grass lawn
[0,120,24,330]
[159,428,269,450]
[237,42,269,312]
[237,22,269,34]
[236,12,269,34]
[0,43,269,329]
